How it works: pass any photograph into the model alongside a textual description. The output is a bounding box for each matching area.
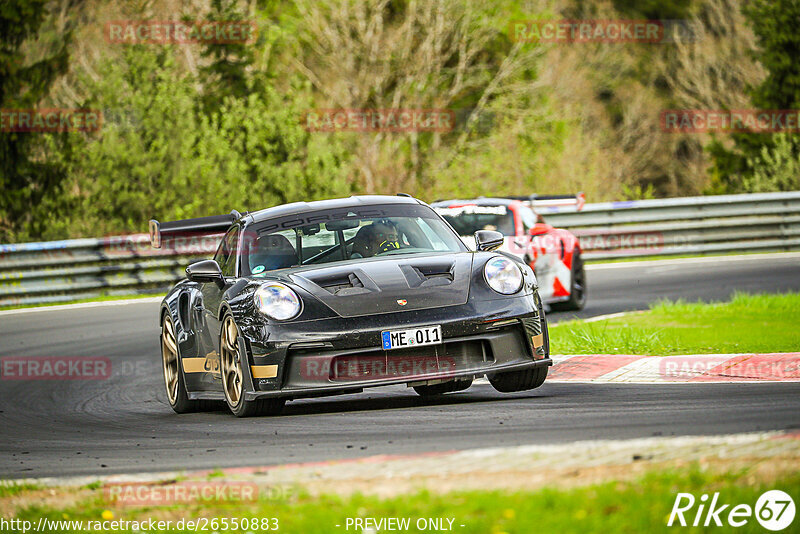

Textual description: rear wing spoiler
[510,193,585,212]
[148,210,241,248]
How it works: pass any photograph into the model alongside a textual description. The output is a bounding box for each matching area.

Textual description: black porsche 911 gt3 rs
[150,195,552,417]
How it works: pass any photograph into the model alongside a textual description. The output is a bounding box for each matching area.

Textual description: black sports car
[150,195,552,417]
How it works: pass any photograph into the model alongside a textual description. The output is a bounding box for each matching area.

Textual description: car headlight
[253,282,302,321]
[484,256,523,295]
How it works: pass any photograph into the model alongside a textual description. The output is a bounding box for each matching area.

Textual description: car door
[197,225,239,386]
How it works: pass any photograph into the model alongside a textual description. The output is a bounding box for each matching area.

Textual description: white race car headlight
[484,256,523,295]
[253,282,302,321]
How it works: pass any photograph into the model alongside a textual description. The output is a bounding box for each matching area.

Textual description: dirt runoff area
[3,431,798,516]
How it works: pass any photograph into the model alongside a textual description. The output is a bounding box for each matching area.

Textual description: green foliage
[743,133,800,192]
[57,47,202,236]
[621,183,656,200]
[611,0,695,19]
[0,0,71,241]
[709,0,800,193]
[2,0,798,242]
[191,85,352,213]
[60,45,351,237]
[742,0,800,111]
[199,0,256,113]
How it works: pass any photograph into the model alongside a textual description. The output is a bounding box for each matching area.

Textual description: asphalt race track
[1,254,799,479]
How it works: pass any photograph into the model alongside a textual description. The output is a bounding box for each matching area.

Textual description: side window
[415,218,447,250]
[519,207,538,232]
[213,227,239,277]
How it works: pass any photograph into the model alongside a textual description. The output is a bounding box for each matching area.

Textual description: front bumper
[241,293,550,400]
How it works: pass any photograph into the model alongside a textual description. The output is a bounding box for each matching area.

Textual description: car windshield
[241,205,466,275]
[434,205,515,236]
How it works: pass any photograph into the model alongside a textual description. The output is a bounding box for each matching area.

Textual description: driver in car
[373,220,401,253]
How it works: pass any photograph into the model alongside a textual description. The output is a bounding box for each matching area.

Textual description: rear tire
[488,297,550,393]
[413,378,473,397]
[220,314,285,417]
[161,315,222,413]
[550,249,586,311]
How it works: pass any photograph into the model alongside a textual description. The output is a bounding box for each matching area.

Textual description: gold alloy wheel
[161,316,179,405]
[220,315,243,406]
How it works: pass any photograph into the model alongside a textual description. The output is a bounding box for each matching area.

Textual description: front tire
[413,377,473,397]
[220,314,285,417]
[489,365,548,393]
[489,299,550,393]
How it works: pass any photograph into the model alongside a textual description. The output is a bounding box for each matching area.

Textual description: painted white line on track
[0,297,163,316]
[581,311,634,323]
[593,357,660,382]
[587,251,800,270]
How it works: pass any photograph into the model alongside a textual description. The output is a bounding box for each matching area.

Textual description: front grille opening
[328,340,492,381]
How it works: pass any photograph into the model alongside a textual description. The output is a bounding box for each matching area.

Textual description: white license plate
[381,325,442,350]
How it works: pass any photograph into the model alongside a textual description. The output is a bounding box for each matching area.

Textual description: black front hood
[285,253,473,318]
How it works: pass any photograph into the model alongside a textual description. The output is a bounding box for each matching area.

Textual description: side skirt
[188,391,225,401]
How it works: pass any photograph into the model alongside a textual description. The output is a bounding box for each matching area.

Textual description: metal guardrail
[1,192,798,307]
[0,234,214,307]
[541,191,800,261]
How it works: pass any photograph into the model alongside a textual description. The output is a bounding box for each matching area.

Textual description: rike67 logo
[668,490,795,530]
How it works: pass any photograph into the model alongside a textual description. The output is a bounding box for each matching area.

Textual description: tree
[292,0,543,197]
[709,0,800,192]
[62,43,351,237]
[743,133,800,192]
[0,0,71,241]
[199,0,257,113]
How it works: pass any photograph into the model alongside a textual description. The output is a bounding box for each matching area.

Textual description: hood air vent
[306,272,368,296]
[400,262,454,288]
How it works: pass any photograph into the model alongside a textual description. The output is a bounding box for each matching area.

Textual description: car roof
[431,198,520,208]
[244,195,423,224]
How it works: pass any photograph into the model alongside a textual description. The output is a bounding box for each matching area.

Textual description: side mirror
[474,230,504,252]
[186,260,225,288]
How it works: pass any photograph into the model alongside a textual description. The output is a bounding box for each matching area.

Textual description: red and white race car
[432,194,586,310]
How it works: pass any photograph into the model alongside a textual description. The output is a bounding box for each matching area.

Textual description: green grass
[550,292,800,355]
[0,481,40,498]
[4,467,798,533]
